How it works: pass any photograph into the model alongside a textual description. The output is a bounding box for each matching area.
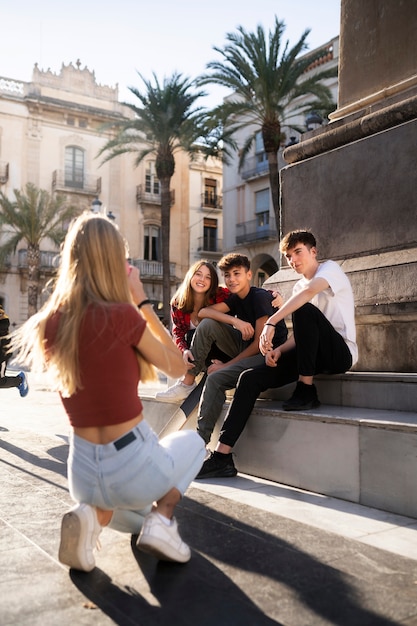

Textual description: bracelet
[264,322,276,327]
[137,299,152,309]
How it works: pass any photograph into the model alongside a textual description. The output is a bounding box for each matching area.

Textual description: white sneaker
[58,503,102,572]
[155,380,196,402]
[137,512,191,563]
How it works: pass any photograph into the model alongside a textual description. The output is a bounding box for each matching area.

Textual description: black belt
[114,430,137,451]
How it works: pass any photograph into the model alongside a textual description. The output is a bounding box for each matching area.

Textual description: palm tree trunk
[27,244,40,317]
[159,176,172,325]
[267,150,281,248]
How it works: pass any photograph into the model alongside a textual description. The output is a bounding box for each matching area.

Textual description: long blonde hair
[11,211,155,396]
[172,260,219,313]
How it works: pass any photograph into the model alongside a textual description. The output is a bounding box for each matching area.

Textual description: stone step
[142,371,417,520]
[260,371,417,412]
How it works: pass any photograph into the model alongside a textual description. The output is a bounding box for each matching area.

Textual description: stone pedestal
[266,0,417,373]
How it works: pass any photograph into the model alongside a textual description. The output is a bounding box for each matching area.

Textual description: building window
[65,146,84,188]
[204,178,217,208]
[257,271,266,288]
[144,225,160,261]
[255,131,268,168]
[255,189,270,229]
[203,218,218,252]
[145,162,159,195]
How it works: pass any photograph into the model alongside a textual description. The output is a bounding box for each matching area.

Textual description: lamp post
[91,197,102,213]
[305,111,323,131]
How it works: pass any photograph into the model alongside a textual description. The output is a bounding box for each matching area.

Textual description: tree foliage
[198,17,337,239]
[0,183,78,317]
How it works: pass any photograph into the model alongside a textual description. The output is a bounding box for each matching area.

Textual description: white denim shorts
[67,420,205,534]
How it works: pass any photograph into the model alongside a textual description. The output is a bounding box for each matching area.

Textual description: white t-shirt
[292,260,358,365]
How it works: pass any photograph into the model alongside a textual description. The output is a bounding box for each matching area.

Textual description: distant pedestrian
[0,306,28,396]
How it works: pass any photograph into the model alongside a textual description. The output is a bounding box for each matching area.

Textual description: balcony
[52,170,101,196]
[17,249,59,270]
[0,162,9,184]
[236,216,277,244]
[197,237,223,255]
[130,259,176,279]
[136,185,175,206]
[201,192,222,210]
[240,155,269,180]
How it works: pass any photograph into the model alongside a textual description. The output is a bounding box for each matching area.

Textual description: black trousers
[219,303,353,448]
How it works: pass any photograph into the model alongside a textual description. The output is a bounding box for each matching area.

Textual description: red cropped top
[44,303,146,428]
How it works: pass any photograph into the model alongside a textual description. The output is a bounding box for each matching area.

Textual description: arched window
[144,225,160,261]
[65,146,84,188]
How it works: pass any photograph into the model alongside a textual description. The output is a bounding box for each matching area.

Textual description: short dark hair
[279,230,317,254]
[218,253,250,272]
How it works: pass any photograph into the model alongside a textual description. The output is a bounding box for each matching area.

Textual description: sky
[1,0,341,108]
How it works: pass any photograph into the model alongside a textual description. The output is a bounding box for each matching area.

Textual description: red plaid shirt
[171,286,229,352]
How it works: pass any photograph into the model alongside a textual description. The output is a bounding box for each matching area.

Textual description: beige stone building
[222,37,339,285]
[0,61,223,325]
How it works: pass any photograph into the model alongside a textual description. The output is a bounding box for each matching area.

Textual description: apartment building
[0,61,222,324]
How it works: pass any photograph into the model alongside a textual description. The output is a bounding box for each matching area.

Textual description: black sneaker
[282,381,320,411]
[195,451,237,479]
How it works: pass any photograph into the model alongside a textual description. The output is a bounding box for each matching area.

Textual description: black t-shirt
[224,287,287,347]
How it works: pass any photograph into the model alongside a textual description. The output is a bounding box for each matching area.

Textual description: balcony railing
[17,249,60,270]
[240,155,270,180]
[52,170,101,195]
[0,162,9,184]
[197,237,223,254]
[236,216,277,244]
[130,259,176,278]
[136,185,175,206]
[201,192,222,210]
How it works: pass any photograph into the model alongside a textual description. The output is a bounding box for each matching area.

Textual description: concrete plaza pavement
[1,369,417,625]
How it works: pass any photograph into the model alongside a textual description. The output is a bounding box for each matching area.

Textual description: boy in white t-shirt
[196,230,358,479]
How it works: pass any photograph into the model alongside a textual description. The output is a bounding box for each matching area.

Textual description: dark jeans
[219,303,353,448]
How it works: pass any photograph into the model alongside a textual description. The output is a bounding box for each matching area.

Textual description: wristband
[264,322,276,327]
[137,299,152,309]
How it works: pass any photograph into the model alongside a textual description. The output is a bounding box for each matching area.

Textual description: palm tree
[0,183,78,317]
[98,73,207,323]
[197,17,337,240]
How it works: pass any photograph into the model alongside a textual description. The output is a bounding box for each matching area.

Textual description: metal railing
[240,155,269,180]
[197,237,223,253]
[131,259,176,278]
[136,185,175,206]
[17,249,60,269]
[201,192,222,210]
[52,170,101,195]
[236,216,277,244]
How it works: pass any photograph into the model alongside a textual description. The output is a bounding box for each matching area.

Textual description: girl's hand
[259,324,275,355]
[127,265,147,305]
[183,349,195,369]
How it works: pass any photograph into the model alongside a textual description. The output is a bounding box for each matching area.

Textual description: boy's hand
[233,319,255,341]
[207,359,225,375]
[265,347,281,367]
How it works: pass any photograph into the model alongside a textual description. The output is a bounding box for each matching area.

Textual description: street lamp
[107,211,116,221]
[305,111,323,131]
[91,197,102,213]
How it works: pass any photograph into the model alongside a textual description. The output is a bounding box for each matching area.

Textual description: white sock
[156,512,173,526]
